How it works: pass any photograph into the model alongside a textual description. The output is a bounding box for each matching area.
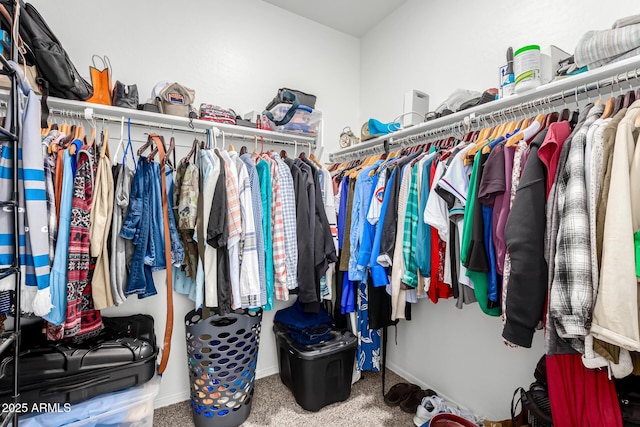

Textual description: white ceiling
[261,0,408,37]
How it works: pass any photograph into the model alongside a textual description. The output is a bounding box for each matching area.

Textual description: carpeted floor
[154,370,416,427]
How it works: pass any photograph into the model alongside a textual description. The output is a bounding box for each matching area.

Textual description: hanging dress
[62,144,102,339]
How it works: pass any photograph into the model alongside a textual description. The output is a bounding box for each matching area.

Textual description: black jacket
[502,129,549,348]
[285,158,318,312]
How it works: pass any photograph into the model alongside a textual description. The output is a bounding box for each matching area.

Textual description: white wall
[29,0,360,159]
[360,0,640,420]
[27,0,360,408]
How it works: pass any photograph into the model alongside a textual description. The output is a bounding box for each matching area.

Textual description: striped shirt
[219,149,242,240]
[219,150,242,309]
[271,153,298,292]
[267,156,288,301]
[230,152,261,308]
[241,154,266,307]
[575,23,640,69]
[0,67,50,314]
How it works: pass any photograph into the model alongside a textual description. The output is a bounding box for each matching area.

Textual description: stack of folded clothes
[273,300,334,345]
[199,103,236,125]
[575,14,640,70]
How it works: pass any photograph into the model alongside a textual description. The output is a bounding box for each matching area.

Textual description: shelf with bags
[0,89,320,150]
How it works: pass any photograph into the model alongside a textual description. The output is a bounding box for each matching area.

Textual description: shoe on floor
[414,396,451,426]
[384,382,421,406]
[400,388,438,414]
[414,396,479,427]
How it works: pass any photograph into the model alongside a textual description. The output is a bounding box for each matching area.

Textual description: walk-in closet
[0,1,639,426]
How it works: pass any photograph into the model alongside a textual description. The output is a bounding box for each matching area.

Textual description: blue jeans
[120,159,157,298]
[147,162,166,271]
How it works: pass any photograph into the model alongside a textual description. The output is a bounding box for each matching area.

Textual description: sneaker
[414,396,479,427]
[413,396,454,426]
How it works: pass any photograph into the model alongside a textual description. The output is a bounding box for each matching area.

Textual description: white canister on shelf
[514,44,541,94]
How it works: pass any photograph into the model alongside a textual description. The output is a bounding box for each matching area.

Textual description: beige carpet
[154,370,416,427]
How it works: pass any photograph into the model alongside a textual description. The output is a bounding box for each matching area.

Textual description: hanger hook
[586,83,591,103]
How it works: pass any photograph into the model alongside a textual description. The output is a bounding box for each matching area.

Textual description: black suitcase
[0,314,157,406]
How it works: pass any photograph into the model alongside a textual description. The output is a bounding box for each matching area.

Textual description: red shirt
[537,121,572,199]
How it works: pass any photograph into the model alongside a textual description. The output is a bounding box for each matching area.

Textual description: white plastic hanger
[113,116,125,165]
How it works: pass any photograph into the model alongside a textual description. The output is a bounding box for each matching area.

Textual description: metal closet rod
[330,67,640,162]
[23,106,316,149]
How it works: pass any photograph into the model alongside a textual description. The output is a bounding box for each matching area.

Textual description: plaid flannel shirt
[267,157,288,300]
[550,105,603,344]
[271,153,298,291]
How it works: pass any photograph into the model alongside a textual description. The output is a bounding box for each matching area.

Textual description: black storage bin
[185,308,262,427]
[274,324,357,412]
[0,315,157,406]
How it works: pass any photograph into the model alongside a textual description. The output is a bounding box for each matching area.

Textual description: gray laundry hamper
[185,308,262,427]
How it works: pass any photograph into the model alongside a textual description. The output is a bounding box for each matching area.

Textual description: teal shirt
[415,150,436,278]
[401,163,420,287]
[256,159,274,310]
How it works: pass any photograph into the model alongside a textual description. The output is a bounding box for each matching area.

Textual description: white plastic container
[16,376,160,427]
[264,102,322,135]
[514,44,541,94]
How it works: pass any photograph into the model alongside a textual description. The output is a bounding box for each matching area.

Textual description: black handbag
[112,80,139,109]
[263,88,317,126]
[512,383,553,427]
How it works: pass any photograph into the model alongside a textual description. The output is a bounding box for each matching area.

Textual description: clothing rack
[329,55,640,163]
[0,2,22,426]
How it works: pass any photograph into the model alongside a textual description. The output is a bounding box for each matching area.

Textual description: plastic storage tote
[263,103,321,135]
[185,309,262,427]
[274,325,357,412]
[15,374,160,427]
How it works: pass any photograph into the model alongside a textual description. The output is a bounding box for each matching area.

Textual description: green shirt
[402,163,420,287]
[461,151,501,317]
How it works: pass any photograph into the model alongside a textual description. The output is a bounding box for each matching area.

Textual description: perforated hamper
[185,309,262,427]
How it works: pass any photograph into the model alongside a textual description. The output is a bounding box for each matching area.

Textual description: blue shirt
[370,167,397,287]
[356,174,379,275]
[349,162,382,281]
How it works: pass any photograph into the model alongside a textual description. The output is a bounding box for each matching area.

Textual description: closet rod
[41,107,317,149]
[329,62,640,162]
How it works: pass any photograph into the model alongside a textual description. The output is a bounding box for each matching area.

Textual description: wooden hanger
[137,134,157,157]
[543,111,559,129]
[252,136,257,155]
[41,121,51,137]
[309,152,322,168]
[86,126,96,147]
[623,90,635,108]
[99,128,110,159]
[614,94,624,114]
[601,96,615,120]
[506,118,542,147]
[181,138,201,164]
